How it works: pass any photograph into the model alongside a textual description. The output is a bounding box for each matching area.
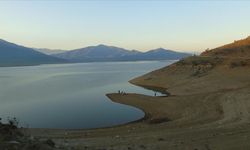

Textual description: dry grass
[201,36,250,58]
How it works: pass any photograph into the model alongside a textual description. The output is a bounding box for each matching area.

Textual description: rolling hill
[131,36,250,95]
[201,36,250,58]
[133,48,191,60]
[0,39,66,67]
[121,36,250,149]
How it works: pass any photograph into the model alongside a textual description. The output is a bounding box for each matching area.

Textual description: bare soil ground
[26,55,250,150]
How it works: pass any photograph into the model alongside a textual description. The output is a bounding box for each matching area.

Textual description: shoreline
[27,85,250,150]
[25,56,250,150]
[0,59,177,68]
[27,93,150,132]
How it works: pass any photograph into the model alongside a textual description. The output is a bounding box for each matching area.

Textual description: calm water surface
[0,61,174,129]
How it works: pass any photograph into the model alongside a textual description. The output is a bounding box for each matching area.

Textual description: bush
[176,56,223,67]
[7,117,19,128]
[230,60,248,68]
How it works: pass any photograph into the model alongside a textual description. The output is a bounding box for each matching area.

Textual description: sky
[0,0,250,53]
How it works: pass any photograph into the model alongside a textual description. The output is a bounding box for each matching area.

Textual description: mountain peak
[97,44,105,46]
[96,44,109,47]
[153,48,166,51]
[147,48,169,53]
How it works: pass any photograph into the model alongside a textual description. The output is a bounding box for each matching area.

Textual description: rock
[43,139,55,147]
[158,138,164,141]
[139,145,146,149]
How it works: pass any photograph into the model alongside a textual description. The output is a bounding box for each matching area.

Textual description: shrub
[7,117,19,128]
[230,60,248,68]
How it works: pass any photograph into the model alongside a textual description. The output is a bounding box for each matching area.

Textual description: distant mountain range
[0,39,66,67]
[0,39,191,67]
[52,44,191,62]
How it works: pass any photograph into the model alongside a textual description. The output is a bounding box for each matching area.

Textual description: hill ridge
[201,36,250,58]
[53,45,191,62]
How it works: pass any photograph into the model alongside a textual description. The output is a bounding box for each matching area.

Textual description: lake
[0,61,174,129]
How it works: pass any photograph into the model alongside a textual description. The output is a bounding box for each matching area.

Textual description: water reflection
[0,61,174,129]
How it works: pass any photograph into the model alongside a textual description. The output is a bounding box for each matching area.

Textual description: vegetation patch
[230,60,248,68]
[176,56,223,68]
[0,117,57,150]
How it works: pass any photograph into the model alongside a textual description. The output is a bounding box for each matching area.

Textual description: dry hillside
[201,36,250,58]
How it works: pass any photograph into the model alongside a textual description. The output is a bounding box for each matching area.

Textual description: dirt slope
[201,36,250,58]
[130,56,250,95]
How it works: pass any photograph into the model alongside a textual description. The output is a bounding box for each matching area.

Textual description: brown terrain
[24,36,250,150]
[201,36,250,58]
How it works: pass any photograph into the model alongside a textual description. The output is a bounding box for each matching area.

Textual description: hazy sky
[0,0,250,52]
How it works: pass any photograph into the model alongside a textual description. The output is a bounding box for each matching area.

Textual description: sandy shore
[26,56,250,150]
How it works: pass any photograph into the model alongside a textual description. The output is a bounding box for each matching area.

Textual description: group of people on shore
[118,90,128,95]
[118,90,158,97]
